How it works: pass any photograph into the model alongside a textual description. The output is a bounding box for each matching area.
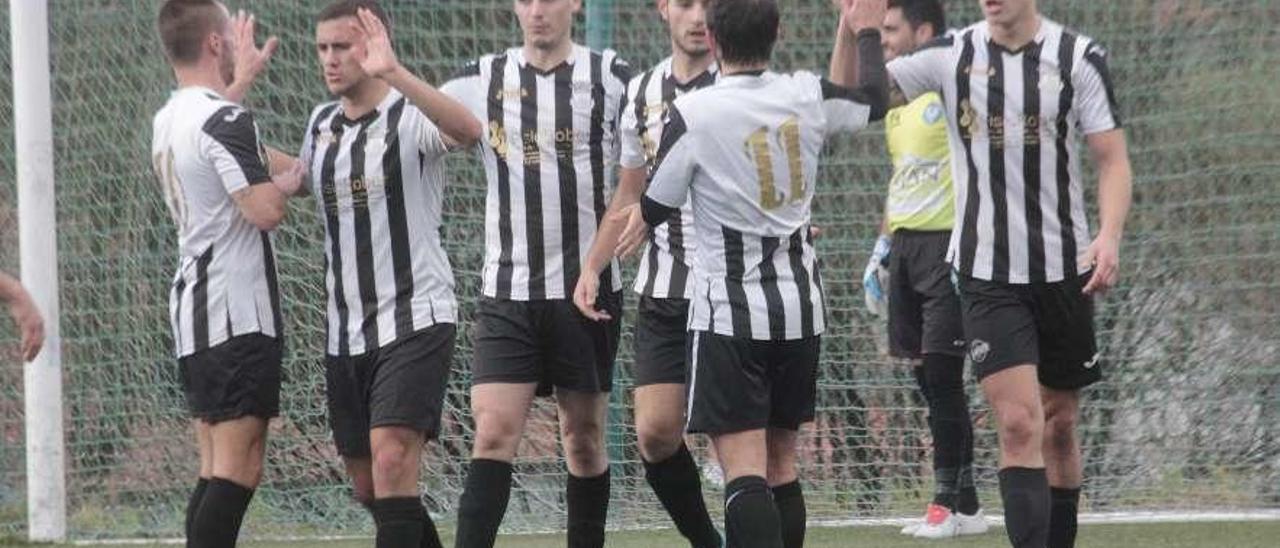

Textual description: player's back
[151,87,281,357]
[651,70,878,340]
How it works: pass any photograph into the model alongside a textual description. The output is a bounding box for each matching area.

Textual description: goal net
[0,0,1277,540]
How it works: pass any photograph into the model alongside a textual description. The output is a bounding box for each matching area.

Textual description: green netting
[0,0,1277,540]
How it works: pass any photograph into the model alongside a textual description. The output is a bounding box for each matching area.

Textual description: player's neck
[720,60,768,77]
[340,78,391,121]
[670,48,714,83]
[988,12,1041,50]
[173,66,228,98]
[522,39,575,72]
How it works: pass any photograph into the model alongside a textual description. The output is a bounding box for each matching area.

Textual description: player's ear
[570,0,583,14]
[657,0,669,21]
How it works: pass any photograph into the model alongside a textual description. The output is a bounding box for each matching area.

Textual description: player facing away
[151,1,303,546]
[880,0,1133,546]
[572,1,722,547]
[439,0,632,546]
[299,2,483,547]
[620,0,890,546]
[861,0,987,539]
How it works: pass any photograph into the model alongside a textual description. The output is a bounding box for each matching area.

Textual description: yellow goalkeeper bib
[885,92,954,233]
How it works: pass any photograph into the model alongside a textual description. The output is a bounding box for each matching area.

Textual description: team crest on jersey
[923,103,945,125]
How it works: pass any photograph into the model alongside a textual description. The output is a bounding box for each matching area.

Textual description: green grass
[4,521,1280,547]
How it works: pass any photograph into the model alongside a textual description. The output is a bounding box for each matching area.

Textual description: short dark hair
[707,0,779,66]
[318,0,391,32]
[888,0,946,37]
[156,0,226,65]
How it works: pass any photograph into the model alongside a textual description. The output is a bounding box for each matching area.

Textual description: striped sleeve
[1075,41,1122,134]
[200,105,270,194]
[618,73,647,169]
[644,105,694,216]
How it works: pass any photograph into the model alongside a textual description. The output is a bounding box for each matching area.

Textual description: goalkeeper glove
[863,234,892,316]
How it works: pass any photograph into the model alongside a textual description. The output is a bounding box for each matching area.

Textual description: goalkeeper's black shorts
[179,333,282,424]
[955,271,1101,390]
[888,230,966,359]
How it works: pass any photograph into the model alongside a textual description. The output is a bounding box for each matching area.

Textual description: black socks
[771,481,805,548]
[1049,486,1081,548]
[190,477,255,548]
[998,467,1050,548]
[566,469,611,548]
[922,353,978,514]
[724,476,782,548]
[372,497,426,548]
[454,459,513,548]
[185,477,209,543]
[643,444,721,548]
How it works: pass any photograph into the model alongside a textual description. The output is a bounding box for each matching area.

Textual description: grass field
[5,521,1279,547]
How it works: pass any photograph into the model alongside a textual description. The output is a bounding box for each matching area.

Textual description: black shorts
[888,230,966,359]
[957,272,1101,390]
[685,331,820,435]
[633,296,690,387]
[472,294,622,395]
[324,324,456,457]
[179,333,282,424]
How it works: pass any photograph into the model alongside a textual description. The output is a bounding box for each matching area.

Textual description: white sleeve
[1074,41,1122,135]
[644,106,696,209]
[886,36,954,101]
[618,75,646,169]
[200,105,270,194]
[404,105,450,158]
[441,60,486,121]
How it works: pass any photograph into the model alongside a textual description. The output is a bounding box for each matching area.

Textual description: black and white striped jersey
[888,18,1122,283]
[300,90,459,357]
[620,57,717,300]
[151,87,282,358]
[645,70,885,341]
[442,44,630,301]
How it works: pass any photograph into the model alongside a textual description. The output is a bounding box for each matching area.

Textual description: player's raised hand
[613,203,648,259]
[231,11,279,91]
[354,7,400,79]
[573,271,612,322]
[1080,233,1120,295]
[842,0,887,34]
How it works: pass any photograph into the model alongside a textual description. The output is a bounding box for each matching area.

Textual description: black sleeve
[823,29,890,122]
[202,106,271,185]
[611,56,633,85]
[642,195,680,227]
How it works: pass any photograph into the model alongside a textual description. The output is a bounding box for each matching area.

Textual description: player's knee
[636,418,683,462]
[562,427,606,473]
[371,440,414,482]
[471,406,523,459]
[1043,410,1078,458]
[996,402,1043,453]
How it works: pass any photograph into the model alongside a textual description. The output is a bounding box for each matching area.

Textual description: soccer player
[572,1,722,546]
[877,0,1133,546]
[439,0,632,546]
[299,2,483,547]
[619,0,889,546]
[151,1,302,546]
[0,270,44,362]
[861,0,986,539]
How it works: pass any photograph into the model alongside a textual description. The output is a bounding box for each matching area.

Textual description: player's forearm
[383,66,482,148]
[265,146,295,176]
[0,270,22,303]
[1091,131,1133,241]
[584,168,646,274]
[829,18,859,88]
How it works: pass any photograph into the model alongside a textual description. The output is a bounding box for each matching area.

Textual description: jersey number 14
[745,116,804,210]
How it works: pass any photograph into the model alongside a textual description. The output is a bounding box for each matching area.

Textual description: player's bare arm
[1080,129,1132,295]
[574,166,647,321]
[231,162,304,231]
[353,8,482,149]
[224,11,279,104]
[0,270,44,362]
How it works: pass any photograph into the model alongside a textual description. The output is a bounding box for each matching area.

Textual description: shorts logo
[969,339,991,363]
[1083,353,1100,369]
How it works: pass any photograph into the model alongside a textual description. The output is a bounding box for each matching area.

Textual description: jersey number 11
[745,116,804,210]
